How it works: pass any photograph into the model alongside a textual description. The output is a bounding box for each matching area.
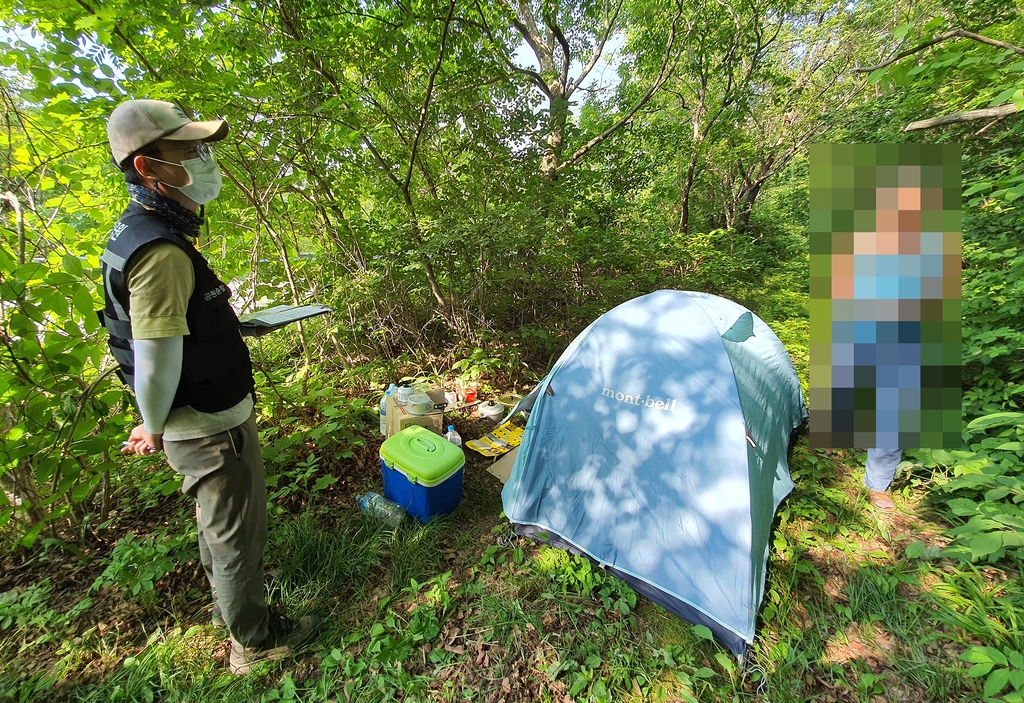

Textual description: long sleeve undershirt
[133,336,183,434]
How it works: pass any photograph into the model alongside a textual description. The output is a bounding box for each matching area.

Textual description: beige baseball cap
[107,99,229,165]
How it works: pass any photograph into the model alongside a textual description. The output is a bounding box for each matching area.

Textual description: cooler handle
[412,436,437,452]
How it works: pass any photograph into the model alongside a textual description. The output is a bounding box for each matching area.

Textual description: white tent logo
[601,387,678,411]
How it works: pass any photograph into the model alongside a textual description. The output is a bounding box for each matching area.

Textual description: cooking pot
[478,399,505,421]
[407,393,432,415]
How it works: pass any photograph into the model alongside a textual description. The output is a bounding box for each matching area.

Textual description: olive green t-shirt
[125,241,252,441]
[125,242,194,339]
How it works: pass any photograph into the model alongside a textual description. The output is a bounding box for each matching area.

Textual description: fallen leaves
[822,621,896,668]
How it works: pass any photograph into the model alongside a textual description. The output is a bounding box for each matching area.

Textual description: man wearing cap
[102,98,317,674]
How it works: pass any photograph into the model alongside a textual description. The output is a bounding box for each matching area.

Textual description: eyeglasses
[154,141,212,162]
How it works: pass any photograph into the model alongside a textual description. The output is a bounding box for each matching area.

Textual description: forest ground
[0,395,1008,703]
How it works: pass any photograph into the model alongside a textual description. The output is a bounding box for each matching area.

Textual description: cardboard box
[385,389,446,437]
[487,445,518,484]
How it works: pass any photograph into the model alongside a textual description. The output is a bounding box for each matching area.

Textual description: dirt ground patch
[822,621,897,669]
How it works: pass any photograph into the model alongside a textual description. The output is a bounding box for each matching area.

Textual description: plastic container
[407,392,432,415]
[395,385,413,406]
[379,384,396,435]
[380,426,465,523]
[462,388,477,403]
[356,491,405,526]
[444,425,462,447]
[444,390,458,407]
[479,399,505,421]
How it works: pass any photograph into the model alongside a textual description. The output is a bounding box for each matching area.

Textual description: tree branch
[904,102,1019,131]
[0,191,24,265]
[54,367,121,468]
[506,0,553,71]
[569,0,623,93]
[557,0,685,173]
[403,0,457,192]
[855,28,1024,73]
[542,2,572,86]
[75,0,168,85]
[473,0,552,97]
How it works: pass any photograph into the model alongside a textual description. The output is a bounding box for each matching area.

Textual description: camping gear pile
[370,378,511,524]
[384,389,447,437]
[372,384,467,524]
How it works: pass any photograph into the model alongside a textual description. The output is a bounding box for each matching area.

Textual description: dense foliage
[0,0,872,544]
[0,0,1023,700]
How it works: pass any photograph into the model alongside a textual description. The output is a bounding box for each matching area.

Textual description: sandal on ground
[868,490,895,514]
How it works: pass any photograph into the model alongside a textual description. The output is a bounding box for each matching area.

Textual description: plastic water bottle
[356,492,405,526]
[379,384,396,435]
[444,425,462,447]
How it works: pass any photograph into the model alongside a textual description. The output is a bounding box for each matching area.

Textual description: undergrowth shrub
[256,374,371,513]
[0,579,91,645]
[961,213,1024,418]
[91,528,194,603]
[910,412,1024,564]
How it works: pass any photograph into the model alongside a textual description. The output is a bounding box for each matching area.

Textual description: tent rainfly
[500,290,806,656]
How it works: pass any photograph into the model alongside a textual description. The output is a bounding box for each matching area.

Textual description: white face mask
[148,153,223,204]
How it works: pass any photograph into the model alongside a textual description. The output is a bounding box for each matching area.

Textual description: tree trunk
[399,188,448,312]
[540,82,568,181]
[733,155,773,235]
[0,192,25,265]
[733,181,763,236]
[677,157,698,235]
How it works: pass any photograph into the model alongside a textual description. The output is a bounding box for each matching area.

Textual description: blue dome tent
[500,290,806,656]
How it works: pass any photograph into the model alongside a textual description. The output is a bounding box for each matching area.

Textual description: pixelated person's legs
[864,447,903,493]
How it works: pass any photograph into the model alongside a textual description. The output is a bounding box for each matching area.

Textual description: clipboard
[238,304,331,336]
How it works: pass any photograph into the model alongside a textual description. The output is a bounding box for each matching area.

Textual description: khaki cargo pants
[164,411,270,648]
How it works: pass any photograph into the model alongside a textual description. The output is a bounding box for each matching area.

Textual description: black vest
[98,201,255,413]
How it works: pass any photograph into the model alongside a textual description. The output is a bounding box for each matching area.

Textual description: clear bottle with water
[379,384,396,435]
[444,425,462,447]
[356,492,405,526]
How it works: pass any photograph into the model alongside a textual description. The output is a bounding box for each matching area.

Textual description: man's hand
[122,425,163,455]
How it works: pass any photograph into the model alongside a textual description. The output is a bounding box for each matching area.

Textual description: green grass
[0,460,1012,703]
[2,403,1022,702]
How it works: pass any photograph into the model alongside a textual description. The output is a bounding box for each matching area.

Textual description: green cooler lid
[380,425,466,487]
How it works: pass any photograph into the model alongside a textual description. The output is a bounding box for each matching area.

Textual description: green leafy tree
[0,80,131,546]
[619,0,872,236]
[474,0,687,181]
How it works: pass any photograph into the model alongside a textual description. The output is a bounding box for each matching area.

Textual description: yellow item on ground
[465,422,524,456]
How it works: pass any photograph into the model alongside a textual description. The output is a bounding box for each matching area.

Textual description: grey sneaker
[228,612,321,675]
[211,605,225,628]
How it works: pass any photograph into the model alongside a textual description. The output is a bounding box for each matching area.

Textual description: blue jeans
[864,448,903,492]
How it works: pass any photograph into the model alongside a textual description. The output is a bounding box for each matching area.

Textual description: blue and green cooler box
[380,425,466,523]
